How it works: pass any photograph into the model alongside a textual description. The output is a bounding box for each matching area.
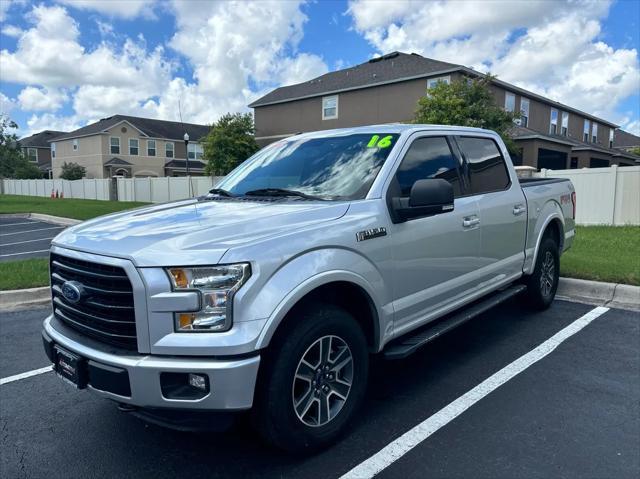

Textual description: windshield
[217,133,400,200]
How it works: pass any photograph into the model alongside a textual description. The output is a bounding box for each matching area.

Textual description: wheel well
[273,281,379,352]
[542,218,563,252]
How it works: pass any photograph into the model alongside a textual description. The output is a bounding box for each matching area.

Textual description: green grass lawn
[561,226,640,286]
[0,258,49,290]
[0,195,149,221]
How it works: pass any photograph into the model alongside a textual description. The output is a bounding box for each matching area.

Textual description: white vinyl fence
[116,176,225,203]
[1,178,111,200]
[536,165,640,226]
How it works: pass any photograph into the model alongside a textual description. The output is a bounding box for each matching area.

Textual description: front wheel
[523,236,560,310]
[253,305,369,453]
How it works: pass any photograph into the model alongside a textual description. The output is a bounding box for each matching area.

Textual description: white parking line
[0,237,56,247]
[0,365,53,385]
[0,249,49,258]
[0,226,64,236]
[340,306,610,479]
[1,221,40,227]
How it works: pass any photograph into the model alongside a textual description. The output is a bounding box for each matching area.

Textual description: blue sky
[1,0,638,137]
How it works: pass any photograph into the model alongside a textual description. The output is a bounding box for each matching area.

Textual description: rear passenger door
[455,136,527,286]
[387,135,482,335]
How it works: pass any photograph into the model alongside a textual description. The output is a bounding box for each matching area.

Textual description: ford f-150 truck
[42,124,576,452]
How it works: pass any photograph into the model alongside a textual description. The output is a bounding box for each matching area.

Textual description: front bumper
[43,315,260,411]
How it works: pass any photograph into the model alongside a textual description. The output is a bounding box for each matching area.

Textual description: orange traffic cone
[51,189,55,199]
[60,191,64,199]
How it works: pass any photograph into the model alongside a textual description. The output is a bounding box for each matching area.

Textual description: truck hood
[52,198,349,266]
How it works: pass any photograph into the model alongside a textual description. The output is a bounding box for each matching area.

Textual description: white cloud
[25,113,83,135]
[3,2,329,135]
[1,24,22,37]
[56,0,157,20]
[347,0,639,124]
[0,93,17,115]
[18,86,68,111]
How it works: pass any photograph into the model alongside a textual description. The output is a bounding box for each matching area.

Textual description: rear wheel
[523,236,559,310]
[253,305,369,453]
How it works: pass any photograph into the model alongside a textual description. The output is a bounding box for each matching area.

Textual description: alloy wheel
[540,251,555,298]
[292,335,354,427]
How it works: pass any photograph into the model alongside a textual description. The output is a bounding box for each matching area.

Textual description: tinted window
[457,137,510,194]
[396,137,462,197]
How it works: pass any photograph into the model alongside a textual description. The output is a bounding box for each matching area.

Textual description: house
[613,129,640,153]
[250,52,639,169]
[18,130,66,177]
[49,115,211,179]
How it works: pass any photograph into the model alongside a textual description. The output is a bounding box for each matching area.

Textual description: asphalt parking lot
[1,299,638,478]
[0,216,66,262]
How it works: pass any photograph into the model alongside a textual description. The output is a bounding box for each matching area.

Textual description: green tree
[203,112,259,175]
[60,161,86,180]
[0,115,43,179]
[629,146,640,156]
[413,75,520,153]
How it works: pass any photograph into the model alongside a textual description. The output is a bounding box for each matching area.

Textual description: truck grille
[50,253,138,350]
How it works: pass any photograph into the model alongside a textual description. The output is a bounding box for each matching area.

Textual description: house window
[520,98,530,127]
[147,139,156,156]
[72,139,78,151]
[322,95,338,120]
[129,138,139,155]
[165,142,174,158]
[110,137,120,154]
[505,92,515,112]
[187,143,203,160]
[426,76,451,89]
[549,109,558,135]
[26,148,37,162]
[591,123,598,143]
[51,142,56,158]
[561,112,569,136]
[583,119,590,142]
[609,129,614,149]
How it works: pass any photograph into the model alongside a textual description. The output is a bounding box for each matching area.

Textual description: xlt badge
[356,227,387,242]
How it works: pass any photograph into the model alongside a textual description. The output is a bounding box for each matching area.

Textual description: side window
[457,137,510,194]
[395,137,462,197]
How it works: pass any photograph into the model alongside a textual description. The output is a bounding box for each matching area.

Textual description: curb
[0,286,51,312]
[557,277,639,312]
[1,213,81,226]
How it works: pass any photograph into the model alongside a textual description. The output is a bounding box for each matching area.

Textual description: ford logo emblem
[61,281,84,304]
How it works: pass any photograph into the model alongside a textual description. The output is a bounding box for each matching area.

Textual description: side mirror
[392,179,454,222]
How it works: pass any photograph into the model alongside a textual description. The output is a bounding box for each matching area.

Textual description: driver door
[387,134,482,336]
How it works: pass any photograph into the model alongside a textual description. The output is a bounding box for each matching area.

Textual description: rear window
[457,137,510,194]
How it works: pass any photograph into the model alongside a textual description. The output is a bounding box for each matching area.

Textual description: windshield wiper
[207,188,236,197]
[243,188,324,200]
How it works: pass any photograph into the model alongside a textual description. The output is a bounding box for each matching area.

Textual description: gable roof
[249,51,618,128]
[613,129,640,149]
[19,130,67,148]
[50,115,210,142]
[249,52,459,108]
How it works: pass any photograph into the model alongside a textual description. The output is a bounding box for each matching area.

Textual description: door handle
[513,204,526,216]
[463,217,480,228]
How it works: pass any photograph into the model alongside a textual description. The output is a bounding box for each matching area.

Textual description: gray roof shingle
[249,52,460,107]
[19,130,67,148]
[51,115,210,142]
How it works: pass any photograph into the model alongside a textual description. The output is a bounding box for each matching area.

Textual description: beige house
[50,115,211,179]
[250,52,639,169]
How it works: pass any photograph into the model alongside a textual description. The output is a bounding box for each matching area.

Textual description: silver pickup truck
[42,124,576,452]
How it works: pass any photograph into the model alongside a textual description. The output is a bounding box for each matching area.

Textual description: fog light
[188,373,208,391]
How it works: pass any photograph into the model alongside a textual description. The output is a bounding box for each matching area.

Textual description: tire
[253,304,369,453]
[523,235,560,310]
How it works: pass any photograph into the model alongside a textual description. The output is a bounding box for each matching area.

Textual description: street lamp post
[183,132,191,197]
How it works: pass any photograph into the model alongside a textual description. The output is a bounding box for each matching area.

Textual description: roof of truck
[285,124,498,140]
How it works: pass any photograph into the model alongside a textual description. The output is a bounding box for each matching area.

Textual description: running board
[383,284,527,360]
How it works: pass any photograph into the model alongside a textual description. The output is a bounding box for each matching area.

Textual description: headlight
[166,264,251,332]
